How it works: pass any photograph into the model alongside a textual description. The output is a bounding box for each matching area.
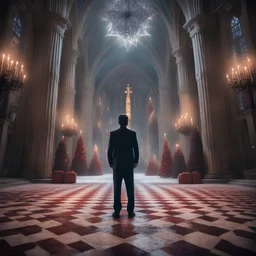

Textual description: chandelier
[0,54,26,99]
[175,113,194,136]
[226,57,255,92]
[61,115,78,137]
[226,57,256,109]
[104,0,154,51]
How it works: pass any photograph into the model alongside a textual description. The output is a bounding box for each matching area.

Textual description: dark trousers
[113,169,134,213]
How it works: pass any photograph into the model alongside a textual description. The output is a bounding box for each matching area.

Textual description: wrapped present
[52,170,64,183]
[64,171,77,184]
[192,171,201,184]
[178,172,192,184]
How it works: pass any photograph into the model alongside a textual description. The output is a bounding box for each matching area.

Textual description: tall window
[231,16,246,111]
[12,15,21,38]
[231,16,246,57]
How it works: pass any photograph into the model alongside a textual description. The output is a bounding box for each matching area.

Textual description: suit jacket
[107,126,139,171]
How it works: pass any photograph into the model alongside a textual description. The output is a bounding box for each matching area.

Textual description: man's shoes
[112,212,120,219]
[128,212,135,218]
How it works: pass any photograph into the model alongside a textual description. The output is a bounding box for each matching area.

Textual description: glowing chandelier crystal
[104,0,154,51]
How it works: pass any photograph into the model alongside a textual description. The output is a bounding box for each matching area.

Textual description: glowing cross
[125,84,132,126]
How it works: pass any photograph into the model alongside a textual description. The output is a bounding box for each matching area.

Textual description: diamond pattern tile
[0,182,255,255]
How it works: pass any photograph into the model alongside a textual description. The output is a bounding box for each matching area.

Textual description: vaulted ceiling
[76,0,188,92]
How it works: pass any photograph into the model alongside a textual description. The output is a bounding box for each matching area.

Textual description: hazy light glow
[104,0,154,51]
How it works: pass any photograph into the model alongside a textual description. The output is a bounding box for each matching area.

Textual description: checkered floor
[0,183,256,256]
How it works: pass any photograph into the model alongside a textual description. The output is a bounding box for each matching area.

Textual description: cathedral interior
[0,0,256,255]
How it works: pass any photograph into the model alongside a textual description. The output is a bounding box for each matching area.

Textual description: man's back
[108,127,139,170]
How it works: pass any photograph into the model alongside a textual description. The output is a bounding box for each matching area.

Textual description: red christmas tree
[172,145,186,178]
[145,154,159,176]
[71,135,87,175]
[53,139,69,172]
[187,128,206,178]
[159,136,172,177]
[88,145,103,175]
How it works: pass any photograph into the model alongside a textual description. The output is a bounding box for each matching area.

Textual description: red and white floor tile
[0,180,256,256]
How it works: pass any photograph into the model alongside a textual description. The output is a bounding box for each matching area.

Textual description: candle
[14,62,18,79]
[244,66,249,79]
[235,71,239,81]
[226,75,231,83]
[10,60,13,72]
[247,58,253,77]
[175,144,179,148]
[7,56,10,70]
[80,130,82,134]
[191,117,193,126]
[19,65,23,79]
[237,65,241,79]
[23,75,26,82]
[0,54,5,74]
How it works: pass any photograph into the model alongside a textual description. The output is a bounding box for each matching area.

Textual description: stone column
[184,16,221,176]
[172,47,195,160]
[80,86,94,160]
[172,47,194,115]
[58,42,79,159]
[28,12,69,178]
[158,86,174,155]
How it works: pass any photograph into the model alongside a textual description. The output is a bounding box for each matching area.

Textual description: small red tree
[159,136,172,177]
[145,154,159,176]
[187,128,206,178]
[53,139,69,172]
[88,145,103,175]
[71,136,87,176]
[172,146,186,178]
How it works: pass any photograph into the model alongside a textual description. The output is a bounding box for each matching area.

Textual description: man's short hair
[118,114,128,126]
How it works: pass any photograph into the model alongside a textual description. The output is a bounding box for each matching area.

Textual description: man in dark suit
[107,114,139,218]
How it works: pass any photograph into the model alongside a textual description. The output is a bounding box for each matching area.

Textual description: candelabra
[0,54,26,99]
[61,115,78,137]
[226,57,256,109]
[175,113,194,136]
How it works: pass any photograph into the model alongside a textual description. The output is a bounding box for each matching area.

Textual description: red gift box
[192,171,201,184]
[178,172,192,184]
[52,170,65,183]
[64,171,77,184]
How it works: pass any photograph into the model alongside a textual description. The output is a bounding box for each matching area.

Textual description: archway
[93,63,159,172]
